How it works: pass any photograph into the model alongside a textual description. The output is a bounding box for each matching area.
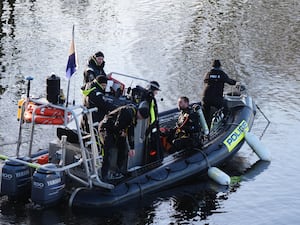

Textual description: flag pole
[65,25,77,107]
[66,76,71,107]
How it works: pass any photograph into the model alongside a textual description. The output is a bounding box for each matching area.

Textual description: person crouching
[99,101,149,180]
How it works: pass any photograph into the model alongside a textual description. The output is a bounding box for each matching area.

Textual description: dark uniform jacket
[203,68,236,102]
[82,81,115,132]
[99,105,137,149]
[83,56,106,84]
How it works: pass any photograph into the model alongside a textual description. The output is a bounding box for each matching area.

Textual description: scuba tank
[193,104,209,135]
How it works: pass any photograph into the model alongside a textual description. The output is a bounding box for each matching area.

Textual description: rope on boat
[0,154,40,169]
[193,148,211,168]
[137,182,143,199]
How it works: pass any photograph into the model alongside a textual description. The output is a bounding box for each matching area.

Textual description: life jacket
[175,107,200,139]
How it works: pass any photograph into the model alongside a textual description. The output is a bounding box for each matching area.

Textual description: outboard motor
[31,164,65,206]
[1,160,31,199]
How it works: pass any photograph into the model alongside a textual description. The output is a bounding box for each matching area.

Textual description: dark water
[0,0,299,224]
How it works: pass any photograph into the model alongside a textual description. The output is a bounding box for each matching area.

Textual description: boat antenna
[65,24,78,107]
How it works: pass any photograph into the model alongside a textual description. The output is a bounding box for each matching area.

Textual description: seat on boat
[48,139,81,165]
[57,127,79,143]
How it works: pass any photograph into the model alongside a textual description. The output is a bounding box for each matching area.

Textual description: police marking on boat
[224,120,249,152]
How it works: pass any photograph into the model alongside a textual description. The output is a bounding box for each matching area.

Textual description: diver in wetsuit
[99,102,149,180]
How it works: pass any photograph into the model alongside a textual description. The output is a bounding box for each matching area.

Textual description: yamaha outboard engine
[1,160,31,199]
[31,164,65,206]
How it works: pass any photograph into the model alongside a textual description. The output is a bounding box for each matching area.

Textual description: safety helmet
[147,81,161,91]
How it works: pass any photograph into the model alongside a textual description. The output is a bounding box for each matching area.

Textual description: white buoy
[208,167,231,186]
[245,132,271,161]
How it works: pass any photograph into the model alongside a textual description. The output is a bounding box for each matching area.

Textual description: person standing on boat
[166,96,201,152]
[144,81,164,162]
[81,75,116,133]
[99,102,150,180]
[146,81,160,125]
[82,51,107,89]
[202,59,237,125]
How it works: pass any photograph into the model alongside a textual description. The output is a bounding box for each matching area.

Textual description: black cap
[212,60,221,68]
[147,81,160,91]
[138,101,149,119]
[95,75,108,84]
[94,51,104,58]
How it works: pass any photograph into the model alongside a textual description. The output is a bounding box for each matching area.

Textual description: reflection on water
[0,157,270,224]
[0,181,231,224]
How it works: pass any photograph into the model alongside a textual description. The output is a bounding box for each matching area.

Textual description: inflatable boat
[0,75,268,209]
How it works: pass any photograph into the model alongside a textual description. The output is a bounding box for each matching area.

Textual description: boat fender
[193,104,209,135]
[245,132,271,161]
[208,167,230,186]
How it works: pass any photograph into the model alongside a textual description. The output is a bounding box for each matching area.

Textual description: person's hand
[120,130,126,137]
[128,149,135,157]
[192,104,200,111]
[107,72,112,79]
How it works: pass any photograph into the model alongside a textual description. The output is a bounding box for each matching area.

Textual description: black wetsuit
[99,105,137,177]
[168,106,201,152]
